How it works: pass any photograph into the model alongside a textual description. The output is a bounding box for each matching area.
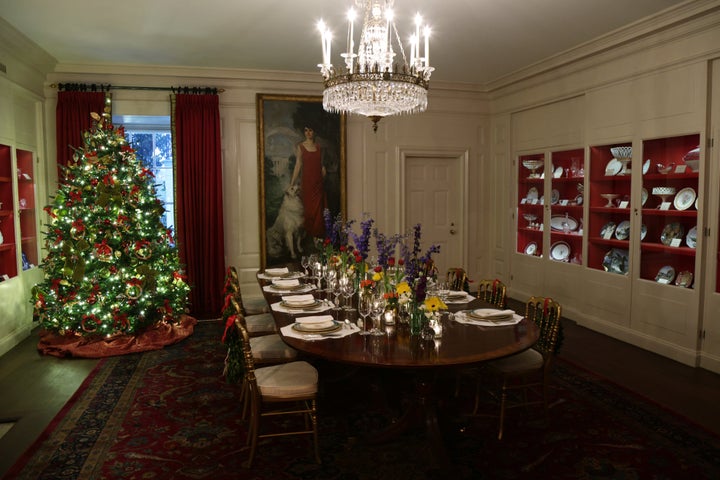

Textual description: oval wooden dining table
[257,271,540,466]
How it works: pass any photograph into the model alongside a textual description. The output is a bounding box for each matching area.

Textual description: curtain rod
[52,83,224,93]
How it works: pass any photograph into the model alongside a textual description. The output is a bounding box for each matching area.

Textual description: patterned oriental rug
[4,320,719,480]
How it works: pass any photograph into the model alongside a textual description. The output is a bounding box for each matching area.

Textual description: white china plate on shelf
[642,159,650,175]
[641,188,648,206]
[614,220,630,240]
[686,226,697,248]
[550,215,578,232]
[605,158,622,176]
[695,197,698,210]
[660,223,684,246]
[550,241,571,262]
[655,265,676,284]
[675,270,693,288]
[553,166,563,178]
[673,187,696,211]
[524,242,537,256]
[575,194,583,206]
[640,224,647,241]
[526,187,539,201]
[550,189,560,205]
[602,248,629,275]
[600,221,616,238]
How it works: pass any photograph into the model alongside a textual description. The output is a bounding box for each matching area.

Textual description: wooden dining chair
[225,266,270,316]
[235,318,320,468]
[225,292,277,337]
[479,296,563,439]
[446,267,470,292]
[476,279,507,308]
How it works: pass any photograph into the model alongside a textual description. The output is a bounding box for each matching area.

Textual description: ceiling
[0,0,688,86]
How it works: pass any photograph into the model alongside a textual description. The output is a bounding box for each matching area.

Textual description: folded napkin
[272,279,301,287]
[282,294,316,306]
[469,309,515,319]
[453,311,522,327]
[265,267,290,276]
[296,315,334,325]
[447,290,467,299]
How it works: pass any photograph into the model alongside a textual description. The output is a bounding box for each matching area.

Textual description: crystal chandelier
[317,0,433,131]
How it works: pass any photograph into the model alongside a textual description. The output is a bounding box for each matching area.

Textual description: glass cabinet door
[0,143,18,279]
[16,148,37,271]
[587,143,632,275]
[640,134,700,288]
[517,153,545,257]
[549,148,584,264]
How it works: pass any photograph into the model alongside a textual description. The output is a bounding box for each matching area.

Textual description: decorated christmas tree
[32,112,190,337]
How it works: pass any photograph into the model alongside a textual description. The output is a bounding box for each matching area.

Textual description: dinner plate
[600,221,616,238]
[675,270,693,288]
[280,299,323,309]
[524,242,537,255]
[550,241,571,262]
[292,321,342,334]
[660,223,684,246]
[642,159,650,175]
[655,265,676,284]
[265,268,291,277]
[605,158,622,176]
[469,309,514,321]
[614,220,630,240]
[574,194,583,206]
[686,226,697,248]
[526,187,539,201]
[550,189,560,205]
[550,214,578,231]
[553,166,563,178]
[602,248,629,275]
[641,188,648,206]
[640,224,647,241]
[673,187,696,211]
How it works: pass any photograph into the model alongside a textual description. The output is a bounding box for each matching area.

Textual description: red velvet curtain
[56,90,108,178]
[172,93,225,318]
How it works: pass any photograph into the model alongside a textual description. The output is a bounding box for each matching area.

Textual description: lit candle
[424,26,430,67]
[318,20,328,64]
[409,33,416,66]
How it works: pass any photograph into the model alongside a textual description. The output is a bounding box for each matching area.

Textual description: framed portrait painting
[257,94,346,269]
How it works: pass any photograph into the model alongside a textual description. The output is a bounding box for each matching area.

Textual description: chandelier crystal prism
[317,0,433,131]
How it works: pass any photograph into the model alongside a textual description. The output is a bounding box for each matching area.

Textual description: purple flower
[349,214,374,261]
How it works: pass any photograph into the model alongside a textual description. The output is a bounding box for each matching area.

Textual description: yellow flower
[423,296,447,312]
[372,271,383,282]
[396,281,411,295]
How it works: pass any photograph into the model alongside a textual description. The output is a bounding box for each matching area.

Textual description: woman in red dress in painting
[289,126,326,238]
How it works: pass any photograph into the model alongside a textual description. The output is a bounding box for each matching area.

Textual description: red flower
[340,245,347,252]
[398,258,405,266]
[71,219,85,232]
[388,257,395,266]
[374,265,382,273]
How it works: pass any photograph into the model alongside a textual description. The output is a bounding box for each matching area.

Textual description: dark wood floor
[1,306,719,477]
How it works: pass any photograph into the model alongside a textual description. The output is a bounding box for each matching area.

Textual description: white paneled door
[404,154,464,276]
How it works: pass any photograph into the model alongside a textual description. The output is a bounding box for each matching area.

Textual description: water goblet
[341,276,356,313]
[358,295,372,334]
[301,255,310,277]
[370,294,387,336]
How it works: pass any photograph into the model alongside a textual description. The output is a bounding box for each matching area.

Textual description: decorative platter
[550,189,560,205]
[686,226,697,249]
[575,194,583,206]
[550,214,578,232]
[524,242,537,256]
[553,166,564,178]
[673,187,696,211]
[600,221,617,238]
[280,299,323,309]
[640,224,647,241]
[641,187,648,206]
[550,241,571,262]
[605,158,622,176]
[292,321,342,334]
[602,248,629,275]
[655,265,676,284]
[675,270,694,288]
[660,223,685,246]
[642,159,650,175]
[614,220,630,240]
[526,187,539,201]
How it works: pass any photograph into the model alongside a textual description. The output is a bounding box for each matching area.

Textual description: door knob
[449,222,456,235]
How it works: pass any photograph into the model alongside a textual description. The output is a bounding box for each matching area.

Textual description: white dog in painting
[266,184,305,259]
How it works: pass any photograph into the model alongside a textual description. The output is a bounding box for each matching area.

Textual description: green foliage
[32,112,190,336]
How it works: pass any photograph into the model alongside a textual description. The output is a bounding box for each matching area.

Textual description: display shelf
[588,142,632,273]
[517,153,545,256]
[16,148,37,269]
[640,134,700,286]
[549,148,584,263]
[0,143,17,279]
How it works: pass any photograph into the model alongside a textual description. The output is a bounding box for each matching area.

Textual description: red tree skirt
[37,315,198,358]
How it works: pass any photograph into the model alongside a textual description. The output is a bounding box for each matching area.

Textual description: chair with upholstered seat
[224,266,270,315]
[479,296,563,439]
[235,318,320,468]
[476,279,507,308]
[446,267,470,292]
[225,292,277,337]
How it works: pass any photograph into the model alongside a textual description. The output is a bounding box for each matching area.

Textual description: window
[112,115,174,232]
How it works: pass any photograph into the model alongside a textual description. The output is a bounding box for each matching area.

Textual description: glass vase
[410,304,426,336]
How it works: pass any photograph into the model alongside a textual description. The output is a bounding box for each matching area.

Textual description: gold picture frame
[257,94,346,269]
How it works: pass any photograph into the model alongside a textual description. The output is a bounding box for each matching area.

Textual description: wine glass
[329,277,342,320]
[340,274,356,313]
[323,264,337,295]
[358,294,372,335]
[301,255,310,277]
[369,293,387,336]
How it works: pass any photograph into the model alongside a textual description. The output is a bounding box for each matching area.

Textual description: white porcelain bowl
[610,146,632,159]
[684,159,699,172]
[652,186,676,196]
